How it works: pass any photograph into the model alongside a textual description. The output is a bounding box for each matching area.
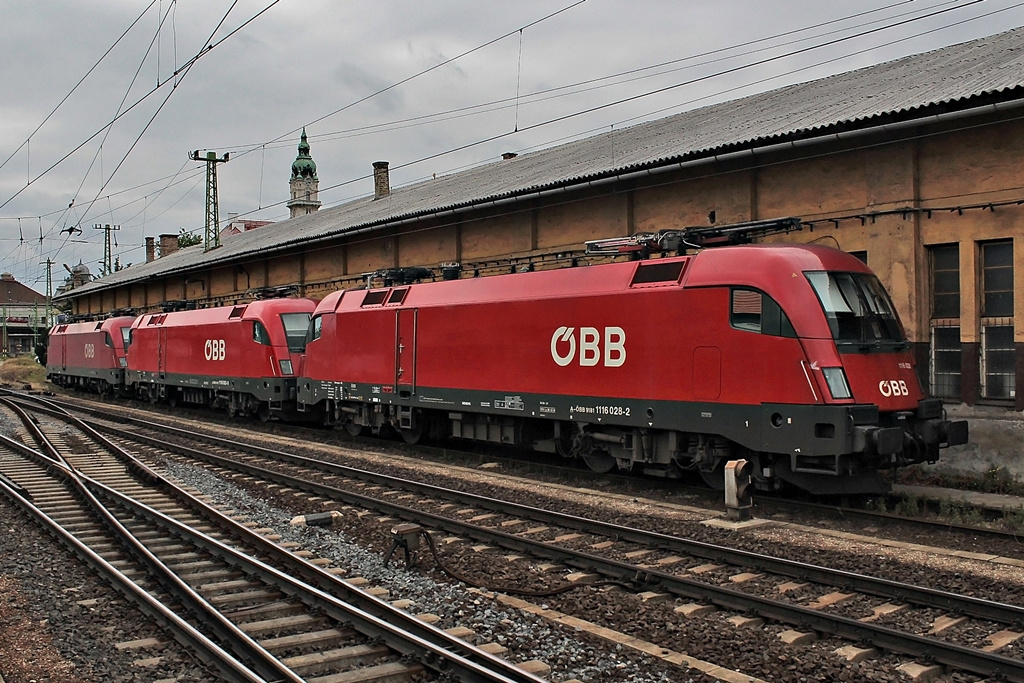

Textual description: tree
[177,228,202,249]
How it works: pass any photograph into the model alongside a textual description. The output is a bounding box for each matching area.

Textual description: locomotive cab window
[122,327,132,349]
[253,321,272,345]
[280,312,312,352]
[730,288,795,337]
[104,332,114,348]
[806,271,906,350]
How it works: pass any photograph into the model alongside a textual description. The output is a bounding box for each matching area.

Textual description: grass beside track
[0,357,47,391]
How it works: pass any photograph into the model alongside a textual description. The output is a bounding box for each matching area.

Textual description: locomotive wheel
[582,448,615,474]
[257,404,271,422]
[699,459,726,491]
[400,424,423,445]
[344,421,363,437]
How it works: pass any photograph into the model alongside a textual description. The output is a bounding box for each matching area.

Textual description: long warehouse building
[59,27,1024,411]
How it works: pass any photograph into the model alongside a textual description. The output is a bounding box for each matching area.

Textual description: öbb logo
[204,339,226,361]
[550,327,626,367]
[878,379,908,397]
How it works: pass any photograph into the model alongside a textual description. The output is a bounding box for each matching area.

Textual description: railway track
[26,394,1024,681]
[51,391,1024,542]
[0,394,551,683]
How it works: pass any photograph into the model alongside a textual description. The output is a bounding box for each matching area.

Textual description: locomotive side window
[806,271,905,348]
[280,312,312,352]
[104,332,114,348]
[253,321,272,345]
[730,289,795,337]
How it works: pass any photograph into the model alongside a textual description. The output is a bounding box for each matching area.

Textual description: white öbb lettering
[878,379,908,397]
[204,339,226,361]
[551,326,625,367]
[83,343,95,359]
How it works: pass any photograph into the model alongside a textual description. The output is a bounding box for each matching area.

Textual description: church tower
[287,128,321,218]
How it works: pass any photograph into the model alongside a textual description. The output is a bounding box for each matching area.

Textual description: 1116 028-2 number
[595,405,630,416]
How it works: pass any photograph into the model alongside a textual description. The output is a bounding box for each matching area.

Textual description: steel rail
[0,437,270,683]
[36,393,1024,542]
[73,411,1024,681]
[0,400,305,683]
[66,401,1024,628]
[8,393,548,683]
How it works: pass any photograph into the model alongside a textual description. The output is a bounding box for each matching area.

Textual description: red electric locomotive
[46,316,136,394]
[298,225,966,495]
[127,298,314,419]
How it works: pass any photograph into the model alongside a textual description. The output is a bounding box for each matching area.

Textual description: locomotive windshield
[280,312,312,352]
[806,271,907,350]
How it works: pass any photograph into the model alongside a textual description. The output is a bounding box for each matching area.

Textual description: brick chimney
[159,233,178,257]
[145,236,155,263]
[373,161,390,200]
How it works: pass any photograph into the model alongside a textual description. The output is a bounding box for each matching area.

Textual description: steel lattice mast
[190,150,229,252]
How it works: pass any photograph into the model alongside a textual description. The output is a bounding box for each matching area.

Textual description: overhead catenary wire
[220,0,956,151]
[197,0,1009,230]
[0,1,285,283]
[4,0,997,239]
[2,0,1017,285]
[0,0,160,176]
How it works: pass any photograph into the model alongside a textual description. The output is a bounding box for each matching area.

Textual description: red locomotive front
[128,299,314,419]
[298,242,965,494]
[46,316,136,394]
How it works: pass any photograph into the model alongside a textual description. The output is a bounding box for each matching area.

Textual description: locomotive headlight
[118,357,127,368]
[279,359,294,375]
[822,367,852,399]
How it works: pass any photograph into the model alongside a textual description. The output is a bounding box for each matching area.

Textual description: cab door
[395,308,417,394]
[158,328,168,378]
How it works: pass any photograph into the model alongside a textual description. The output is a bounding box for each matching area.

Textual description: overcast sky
[2,0,1022,292]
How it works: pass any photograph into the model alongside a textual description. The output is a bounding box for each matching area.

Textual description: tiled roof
[0,278,47,305]
[64,26,1024,299]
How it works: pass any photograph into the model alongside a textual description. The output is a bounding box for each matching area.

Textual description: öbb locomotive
[298,242,966,494]
[46,231,967,495]
[125,298,315,420]
[48,299,315,420]
[47,315,136,393]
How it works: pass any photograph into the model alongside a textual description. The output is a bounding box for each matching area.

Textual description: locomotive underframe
[126,370,299,419]
[48,366,124,395]
[299,379,964,494]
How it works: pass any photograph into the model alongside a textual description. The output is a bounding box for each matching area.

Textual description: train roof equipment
[584,216,803,258]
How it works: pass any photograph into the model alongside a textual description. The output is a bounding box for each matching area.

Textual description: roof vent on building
[501,152,517,160]
[0,272,13,281]
[373,161,390,200]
